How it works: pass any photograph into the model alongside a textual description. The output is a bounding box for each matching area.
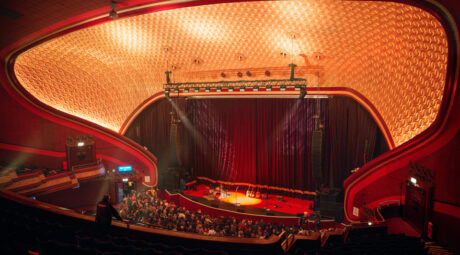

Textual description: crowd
[118,189,318,239]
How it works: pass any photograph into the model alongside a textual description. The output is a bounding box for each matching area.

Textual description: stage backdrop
[125,96,388,191]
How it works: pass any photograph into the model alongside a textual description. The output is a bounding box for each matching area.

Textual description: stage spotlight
[410,177,417,185]
[109,1,118,19]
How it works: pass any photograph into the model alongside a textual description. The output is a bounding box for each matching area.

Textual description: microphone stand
[235,186,239,206]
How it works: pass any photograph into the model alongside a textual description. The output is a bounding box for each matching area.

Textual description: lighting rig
[164,78,307,97]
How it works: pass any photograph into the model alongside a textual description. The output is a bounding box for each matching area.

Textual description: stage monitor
[118,165,132,172]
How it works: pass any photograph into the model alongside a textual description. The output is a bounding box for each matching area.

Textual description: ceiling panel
[13,0,448,146]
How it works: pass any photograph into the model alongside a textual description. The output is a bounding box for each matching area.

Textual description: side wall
[344,0,460,251]
[0,74,157,186]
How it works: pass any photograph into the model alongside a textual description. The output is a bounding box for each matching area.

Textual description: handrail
[374,200,401,223]
[278,230,286,239]
[375,206,385,223]
[73,162,103,172]
[280,233,295,253]
[378,200,401,207]
[320,228,344,247]
[14,169,43,179]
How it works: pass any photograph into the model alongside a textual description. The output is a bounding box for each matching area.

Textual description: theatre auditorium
[0,0,459,254]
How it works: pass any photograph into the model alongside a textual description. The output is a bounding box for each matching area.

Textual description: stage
[183,184,314,216]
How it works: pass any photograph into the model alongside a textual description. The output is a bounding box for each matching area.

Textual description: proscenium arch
[118,88,395,149]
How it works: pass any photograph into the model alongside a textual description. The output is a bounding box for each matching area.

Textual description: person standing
[96,194,122,226]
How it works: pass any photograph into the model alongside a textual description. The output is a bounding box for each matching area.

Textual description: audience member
[96,194,122,226]
[119,189,320,239]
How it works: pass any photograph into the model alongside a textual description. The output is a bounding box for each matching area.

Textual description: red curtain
[188,98,329,191]
[124,96,388,191]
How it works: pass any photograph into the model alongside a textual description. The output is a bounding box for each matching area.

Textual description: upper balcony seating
[0,191,285,255]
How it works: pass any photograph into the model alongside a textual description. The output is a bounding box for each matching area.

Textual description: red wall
[337,1,460,252]
[342,1,460,251]
[349,131,460,211]
[0,147,65,170]
[36,178,114,210]
[347,130,460,250]
[353,125,459,209]
[0,77,157,184]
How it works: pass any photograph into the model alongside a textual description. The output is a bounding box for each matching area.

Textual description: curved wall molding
[1,58,158,185]
[342,0,460,223]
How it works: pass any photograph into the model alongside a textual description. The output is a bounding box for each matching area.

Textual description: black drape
[125,98,193,171]
[328,96,388,188]
[125,99,173,170]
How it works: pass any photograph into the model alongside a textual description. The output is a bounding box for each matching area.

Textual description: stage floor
[183,184,314,216]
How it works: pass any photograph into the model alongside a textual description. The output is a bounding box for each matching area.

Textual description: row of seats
[1,191,429,255]
[288,226,427,255]
[0,194,283,255]
[76,235,227,255]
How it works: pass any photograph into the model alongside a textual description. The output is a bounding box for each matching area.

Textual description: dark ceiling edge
[0,7,22,20]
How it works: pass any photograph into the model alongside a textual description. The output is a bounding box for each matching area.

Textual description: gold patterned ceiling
[13,0,447,147]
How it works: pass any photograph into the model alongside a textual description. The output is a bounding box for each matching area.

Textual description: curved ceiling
[12,0,447,147]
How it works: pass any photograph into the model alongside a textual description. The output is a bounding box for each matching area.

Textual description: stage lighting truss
[163,78,307,95]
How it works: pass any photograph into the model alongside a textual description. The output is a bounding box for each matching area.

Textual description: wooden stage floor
[183,184,314,216]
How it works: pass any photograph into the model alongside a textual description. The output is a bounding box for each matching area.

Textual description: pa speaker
[312,130,323,182]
